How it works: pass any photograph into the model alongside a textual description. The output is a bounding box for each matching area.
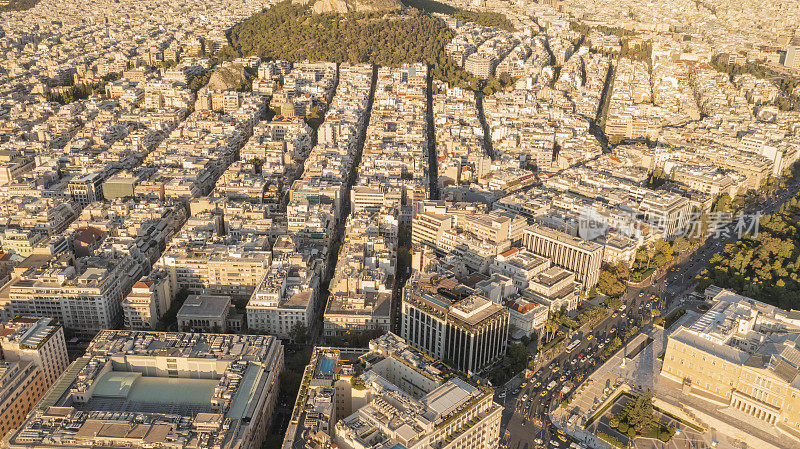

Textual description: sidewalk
[562,309,800,449]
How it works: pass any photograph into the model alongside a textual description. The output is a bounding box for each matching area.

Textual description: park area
[587,390,702,448]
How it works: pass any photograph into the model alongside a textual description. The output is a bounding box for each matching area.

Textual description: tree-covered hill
[0,0,40,12]
[228,1,487,89]
[401,0,515,32]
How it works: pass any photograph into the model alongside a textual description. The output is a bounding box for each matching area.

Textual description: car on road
[512,388,520,395]
[521,393,528,401]
[540,390,548,397]
[598,343,605,350]
[611,312,617,318]
[498,391,506,399]
[533,381,542,389]
[586,334,593,341]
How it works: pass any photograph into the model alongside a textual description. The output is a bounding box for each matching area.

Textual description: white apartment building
[246,253,320,339]
[121,269,174,329]
[5,256,130,334]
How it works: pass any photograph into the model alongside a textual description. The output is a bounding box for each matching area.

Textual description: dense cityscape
[0,0,799,448]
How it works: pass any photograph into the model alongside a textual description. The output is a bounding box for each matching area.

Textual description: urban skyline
[1,0,800,448]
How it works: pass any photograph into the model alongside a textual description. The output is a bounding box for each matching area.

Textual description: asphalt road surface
[499,181,800,449]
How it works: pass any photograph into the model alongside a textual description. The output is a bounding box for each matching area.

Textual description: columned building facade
[522,224,603,289]
[401,274,509,375]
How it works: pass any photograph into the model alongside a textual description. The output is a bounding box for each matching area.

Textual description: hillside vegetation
[228,1,509,91]
[0,0,39,12]
[294,0,402,14]
[402,0,515,32]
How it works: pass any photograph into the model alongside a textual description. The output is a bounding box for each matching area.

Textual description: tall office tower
[401,273,509,375]
[522,223,603,289]
[783,45,800,68]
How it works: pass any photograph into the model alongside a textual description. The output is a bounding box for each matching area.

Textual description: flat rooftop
[0,316,60,349]
[6,331,284,449]
[177,294,230,319]
[92,371,217,405]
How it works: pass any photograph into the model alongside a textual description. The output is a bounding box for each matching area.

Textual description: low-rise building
[121,269,174,330]
[177,294,232,332]
[661,287,800,438]
[5,330,284,449]
[282,333,503,449]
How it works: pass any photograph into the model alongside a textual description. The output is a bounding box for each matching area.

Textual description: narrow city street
[311,64,378,345]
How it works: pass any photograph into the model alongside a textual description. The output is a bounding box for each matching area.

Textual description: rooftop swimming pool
[318,357,336,374]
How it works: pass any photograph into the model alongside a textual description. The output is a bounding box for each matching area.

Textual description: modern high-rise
[282,333,503,449]
[661,288,800,438]
[522,224,603,289]
[5,330,284,449]
[401,273,509,375]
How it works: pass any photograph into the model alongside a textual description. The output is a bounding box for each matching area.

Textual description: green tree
[671,236,690,255]
[712,194,733,213]
[598,261,629,297]
[304,106,325,130]
[289,321,309,345]
[626,390,656,435]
